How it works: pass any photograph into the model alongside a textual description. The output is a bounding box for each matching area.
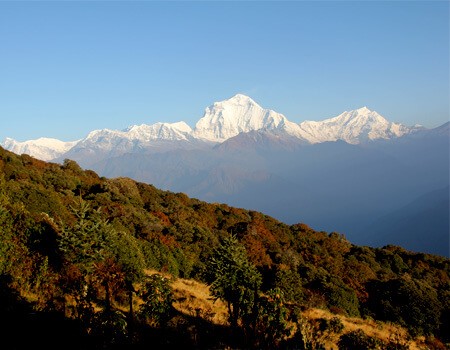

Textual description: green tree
[58,200,111,271]
[138,274,173,326]
[254,288,291,349]
[206,235,262,329]
[57,200,115,328]
[109,231,146,326]
[0,199,15,275]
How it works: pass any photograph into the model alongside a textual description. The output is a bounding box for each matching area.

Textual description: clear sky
[1,1,448,142]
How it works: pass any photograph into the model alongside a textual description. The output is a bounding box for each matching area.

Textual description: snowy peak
[323,107,389,127]
[221,93,258,106]
[356,106,370,113]
[298,107,413,144]
[193,94,290,142]
[1,137,78,161]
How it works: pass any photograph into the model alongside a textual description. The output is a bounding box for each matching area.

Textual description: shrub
[325,281,360,317]
[326,316,344,334]
[365,277,441,336]
[254,288,291,349]
[91,309,128,346]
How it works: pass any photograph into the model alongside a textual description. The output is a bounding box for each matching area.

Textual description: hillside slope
[0,146,448,348]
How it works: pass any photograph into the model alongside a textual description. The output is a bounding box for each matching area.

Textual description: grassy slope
[167,272,428,350]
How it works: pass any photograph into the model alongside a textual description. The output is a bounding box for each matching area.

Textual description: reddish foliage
[152,211,172,227]
[243,234,272,268]
[159,234,179,248]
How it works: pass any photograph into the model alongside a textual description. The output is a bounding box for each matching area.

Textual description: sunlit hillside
[0,146,448,349]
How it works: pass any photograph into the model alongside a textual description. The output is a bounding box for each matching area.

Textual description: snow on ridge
[297,107,413,144]
[79,121,194,145]
[1,137,79,161]
[125,121,192,134]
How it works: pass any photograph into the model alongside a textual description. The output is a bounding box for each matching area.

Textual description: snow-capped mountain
[190,95,419,145]
[192,94,303,142]
[125,121,193,141]
[75,121,193,151]
[56,121,201,167]
[2,94,423,161]
[297,107,416,144]
[1,137,79,161]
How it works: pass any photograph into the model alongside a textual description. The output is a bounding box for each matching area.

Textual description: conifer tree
[206,235,262,329]
[57,200,114,326]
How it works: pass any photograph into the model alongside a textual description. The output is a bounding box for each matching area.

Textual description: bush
[325,281,360,317]
[364,277,441,336]
[91,309,128,346]
[325,316,344,334]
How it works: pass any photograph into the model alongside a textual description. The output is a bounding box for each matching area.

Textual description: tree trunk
[104,281,111,313]
[127,281,134,336]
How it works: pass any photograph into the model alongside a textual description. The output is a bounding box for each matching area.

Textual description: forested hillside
[0,146,449,349]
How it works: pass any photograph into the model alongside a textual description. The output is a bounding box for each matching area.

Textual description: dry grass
[303,308,424,350]
[170,276,229,325]
[155,272,429,349]
[144,269,228,325]
[38,269,432,349]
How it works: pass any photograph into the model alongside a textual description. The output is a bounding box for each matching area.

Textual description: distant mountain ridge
[1,94,423,161]
[1,137,79,161]
[297,106,422,144]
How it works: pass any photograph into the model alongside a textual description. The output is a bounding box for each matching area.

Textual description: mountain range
[2,94,422,161]
[2,94,448,256]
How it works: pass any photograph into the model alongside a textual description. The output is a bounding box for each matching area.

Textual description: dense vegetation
[0,146,449,349]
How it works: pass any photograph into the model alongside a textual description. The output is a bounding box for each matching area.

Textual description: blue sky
[1,1,448,142]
